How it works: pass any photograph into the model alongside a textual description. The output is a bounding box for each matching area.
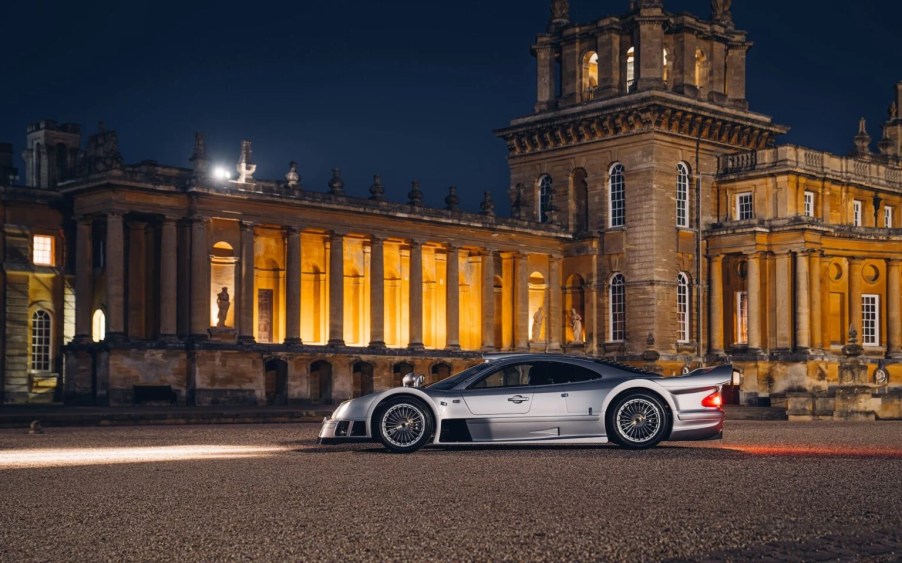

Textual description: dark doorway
[264,358,288,405]
[310,360,333,404]
[353,362,375,397]
[431,362,451,385]
[392,362,414,388]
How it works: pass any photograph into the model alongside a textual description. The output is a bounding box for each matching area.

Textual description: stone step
[723,405,788,421]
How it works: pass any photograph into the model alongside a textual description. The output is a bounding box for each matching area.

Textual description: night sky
[3,1,901,212]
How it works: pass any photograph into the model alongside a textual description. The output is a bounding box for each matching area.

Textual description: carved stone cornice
[497,101,784,157]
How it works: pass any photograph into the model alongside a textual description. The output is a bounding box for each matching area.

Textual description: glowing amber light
[701,390,722,408]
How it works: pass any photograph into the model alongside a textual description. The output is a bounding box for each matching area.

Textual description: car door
[461,362,534,441]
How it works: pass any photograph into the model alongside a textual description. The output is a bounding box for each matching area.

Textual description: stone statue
[551,0,569,20]
[890,102,898,120]
[532,306,545,341]
[712,0,732,20]
[284,161,300,189]
[236,140,256,183]
[216,287,231,327]
[569,308,583,343]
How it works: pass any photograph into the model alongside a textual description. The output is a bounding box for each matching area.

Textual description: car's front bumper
[316,417,371,445]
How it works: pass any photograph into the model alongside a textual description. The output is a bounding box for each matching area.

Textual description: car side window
[560,364,602,384]
[469,363,532,389]
[530,362,602,385]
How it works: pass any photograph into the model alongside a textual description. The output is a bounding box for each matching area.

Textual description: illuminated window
[662,48,670,84]
[33,235,54,265]
[583,51,599,99]
[31,310,51,372]
[92,309,106,342]
[538,175,553,224]
[677,273,690,343]
[676,163,690,228]
[862,295,879,346]
[609,163,625,228]
[694,49,707,90]
[804,191,815,217]
[735,291,748,345]
[626,47,636,92]
[853,200,862,226]
[885,206,893,228]
[609,274,626,342]
[736,193,753,220]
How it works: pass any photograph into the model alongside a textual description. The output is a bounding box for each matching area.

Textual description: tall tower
[496,0,787,362]
[21,120,81,189]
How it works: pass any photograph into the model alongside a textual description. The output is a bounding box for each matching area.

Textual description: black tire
[607,392,669,449]
[374,397,433,453]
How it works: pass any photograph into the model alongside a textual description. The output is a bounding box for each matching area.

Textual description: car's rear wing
[656,364,740,391]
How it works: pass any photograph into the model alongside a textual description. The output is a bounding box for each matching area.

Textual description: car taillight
[701,390,722,408]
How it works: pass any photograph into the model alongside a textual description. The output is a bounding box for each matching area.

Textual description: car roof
[482,353,660,377]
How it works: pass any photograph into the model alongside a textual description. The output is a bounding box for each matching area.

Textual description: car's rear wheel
[608,392,668,449]
[374,397,433,453]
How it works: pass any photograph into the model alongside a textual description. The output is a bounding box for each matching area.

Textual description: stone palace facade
[2,0,901,417]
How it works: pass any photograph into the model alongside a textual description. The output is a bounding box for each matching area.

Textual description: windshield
[426,362,491,390]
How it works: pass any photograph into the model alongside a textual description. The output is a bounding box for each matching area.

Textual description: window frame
[803,191,815,218]
[862,294,880,346]
[538,175,553,224]
[736,192,753,221]
[735,291,749,345]
[677,273,690,343]
[885,205,893,228]
[676,163,690,228]
[609,163,625,228]
[609,273,626,343]
[853,200,862,226]
[32,234,55,266]
[31,309,52,372]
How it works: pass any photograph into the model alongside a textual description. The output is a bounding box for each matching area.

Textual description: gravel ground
[0,421,900,562]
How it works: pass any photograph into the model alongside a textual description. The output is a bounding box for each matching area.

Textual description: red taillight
[702,390,722,408]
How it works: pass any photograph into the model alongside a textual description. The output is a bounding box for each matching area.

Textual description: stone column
[284,227,302,345]
[238,221,255,343]
[514,252,529,351]
[328,231,345,346]
[888,259,902,356]
[408,240,424,350]
[534,46,555,111]
[369,236,386,348]
[774,252,792,349]
[106,211,125,340]
[548,255,562,352]
[159,217,178,341]
[746,252,761,351]
[74,217,93,341]
[795,251,811,351]
[849,258,863,343]
[480,250,496,351]
[445,245,460,351]
[709,255,724,354]
[810,252,822,350]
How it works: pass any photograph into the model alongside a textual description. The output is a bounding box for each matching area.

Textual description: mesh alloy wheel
[375,397,433,453]
[609,392,669,449]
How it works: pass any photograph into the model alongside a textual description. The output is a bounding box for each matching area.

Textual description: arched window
[663,48,670,84]
[695,49,707,90]
[31,310,51,372]
[538,175,553,224]
[582,51,599,99]
[609,274,626,342]
[92,309,106,342]
[676,162,690,228]
[677,273,690,343]
[626,47,636,92]
[609,163,625,228]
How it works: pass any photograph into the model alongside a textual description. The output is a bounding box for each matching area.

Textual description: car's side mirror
[402,373,425,388]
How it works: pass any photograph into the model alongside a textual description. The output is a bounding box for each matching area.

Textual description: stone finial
[328,168,345,195]
[480,191,495,217]
[369,174,385,202]
[711,0,732,23]
[890,101,898,121]
[444,186,460,211]
[190,132,207,174]
[236,140,256,183]
[284,161,300,189]
[854,117,872,157]
[550,0,569,23]
[646,332,655,348]
[408,180,423,207]
[879,125,895,156]
[848,324,858,345]
[842,323,863,357]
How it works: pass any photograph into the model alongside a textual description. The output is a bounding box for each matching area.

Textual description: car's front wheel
[608,392,669,449]
[374,397,433,453]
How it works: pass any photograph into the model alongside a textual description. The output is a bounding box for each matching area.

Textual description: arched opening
[565,274,586,344]
[392,362,414,388]
[662,48,670,85]
[302,263,325,344]
[352,361,374,397]
[609,274,626,342]
[211,241,236,329]
[571,168,589,232]
[31,310,52,372]
[582,51,599,100]
[609,163,626,228]
[92,309,106,342]
[345,265,365,346]
[694,49,708,92]
[310,360,333,404]
[493,274,504,348]
[626,47,636,92]
[529,272,547,342]
[538,175,553,224]
[430,362,452,385]
[264,358,288,405]
[677,162,690,228]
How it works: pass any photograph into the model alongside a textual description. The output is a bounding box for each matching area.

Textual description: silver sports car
[317,354,738,453]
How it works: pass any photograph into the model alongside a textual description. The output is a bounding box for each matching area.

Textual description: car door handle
[508,395,529,404]
[561,393,569,397]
